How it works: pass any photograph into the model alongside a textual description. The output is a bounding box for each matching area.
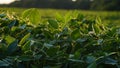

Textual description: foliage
[22,8,41,27]
[0,8,120,68]
[3,0,120,11]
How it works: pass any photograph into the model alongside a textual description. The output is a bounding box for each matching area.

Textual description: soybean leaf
[74,50,81,59]
[8,20,19,28]
[0,14,6,18]
[46,47,59,57]
[22,40,31,52]
[22,8,41,26]
[0,60,9,66]
[95,16,101,24]
[71,29,81,40]
[48,19,58,29]
[87,62,96,68]
[86,56,96,64]
[7,40,18,54]
[93,24,101,34]
[5,35,15,45]
[55,13,64,22]
[19,33,30,46]
[34,55,42,60]
[104,58,117,65]
[19,24,26,29]
[68,59,84,63]
[64,12,72,23]
[18,63,25,68]
[18,55,32,61]
[77,14,84,21]
[44,43,53,49]
[31,65,38,68]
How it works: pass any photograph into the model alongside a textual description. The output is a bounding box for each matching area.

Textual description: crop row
[0,9,120,68]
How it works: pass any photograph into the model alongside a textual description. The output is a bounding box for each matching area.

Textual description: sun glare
[72,0,77,2]
[0,0,15,4]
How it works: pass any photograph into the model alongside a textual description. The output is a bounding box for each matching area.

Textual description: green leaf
[97,39,103,45]
[55,13,64,22]
[48,19,58,29]
[117,64,120,68]
[68,59,84,63]
[22,8,41,26]
[95,16,101,24]
[7,40,18,54]
[87,62,96,68]
[51,66,61,68]
[19,33,30,46]
[86,56,96,64]
[76,38,87,43]
[93,24,101,34]
[18,63,25,68]
[71,29,81,40]
[34,55,42,60]
[88,23,95,32]
[8,20,19,28]
[31,65,38,68]
[19,24,26,29]
[0,60,9,66]
[18,55,32,61]
[22,40,31,52]
[0,14,6,18]
[46,47,59,57]
[77,14,84,21]
[64,12,72,23]
[74,50,81,59]
[104,58,117,65]
[5,35,15,45]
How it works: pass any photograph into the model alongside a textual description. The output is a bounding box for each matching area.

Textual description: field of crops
[0,8,120,68]
[0,8,120,26]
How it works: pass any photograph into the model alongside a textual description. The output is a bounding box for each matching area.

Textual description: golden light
[0,0,15,4]
[72,0,77,2]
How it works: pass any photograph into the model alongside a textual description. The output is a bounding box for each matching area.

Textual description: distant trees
[75,0,91,10]
[91,0,120,11]
[6,0,120,11]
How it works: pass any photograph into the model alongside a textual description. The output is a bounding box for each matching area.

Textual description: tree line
[2,0,120,11]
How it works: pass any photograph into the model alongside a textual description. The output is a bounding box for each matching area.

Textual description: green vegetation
[0,8,120,68]
[0,8,120,26]
[2,0,120,11]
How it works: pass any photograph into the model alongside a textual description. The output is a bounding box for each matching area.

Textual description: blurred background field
[0,0,120,27]
[0,7,120,27]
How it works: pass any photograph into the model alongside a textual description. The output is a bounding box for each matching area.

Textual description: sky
[0,0,15,4]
